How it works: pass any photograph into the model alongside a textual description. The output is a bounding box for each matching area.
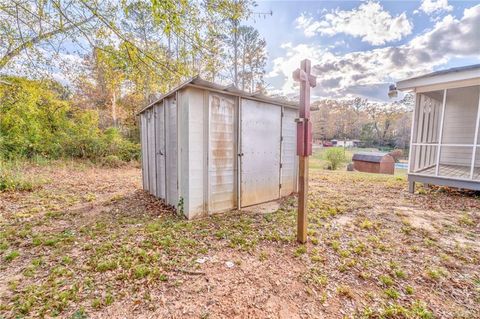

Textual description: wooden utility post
[293,59,316,244]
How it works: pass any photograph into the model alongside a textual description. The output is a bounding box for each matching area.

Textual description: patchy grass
[0,158,479,318]
[0,161,42,192]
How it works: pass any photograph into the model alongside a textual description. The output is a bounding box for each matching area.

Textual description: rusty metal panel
[147,109,157,196]
[281,107,298,196]
[208,93,236,213]
[241,99,281,206]
[187,88,206,217]
[166,97,178,207]
[140,113,149,191]
[154,103,166,199]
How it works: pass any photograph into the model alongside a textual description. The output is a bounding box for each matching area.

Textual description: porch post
[408,93,418,174]
[435,89,447,176]
[469,91,480,179]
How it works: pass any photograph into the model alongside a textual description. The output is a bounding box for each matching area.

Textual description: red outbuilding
[352,152,395,175]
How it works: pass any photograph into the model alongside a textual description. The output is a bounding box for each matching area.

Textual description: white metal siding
[154,103,166,199]
[187,88,206,217]
[165,97,178,207]
[208,93,236,212]
[147,109,157,195]
[280,107,298,196]
[241,99,281,206]
[140,114,149,191]
[178,90,189,214]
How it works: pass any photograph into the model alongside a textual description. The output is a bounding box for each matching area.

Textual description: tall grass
[0,160,38,192]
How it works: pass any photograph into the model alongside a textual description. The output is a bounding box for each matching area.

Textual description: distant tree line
[311,95,413,149]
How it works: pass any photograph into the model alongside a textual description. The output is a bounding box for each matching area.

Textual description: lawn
[0,158,479,318]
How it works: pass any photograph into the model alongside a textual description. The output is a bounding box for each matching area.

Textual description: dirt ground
[0,161,479,318]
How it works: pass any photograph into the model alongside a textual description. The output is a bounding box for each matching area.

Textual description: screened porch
[409,85,480,181]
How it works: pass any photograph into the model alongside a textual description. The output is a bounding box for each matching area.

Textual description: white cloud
[271,5,480,100]
[267,43,331,95]
[294,1,413,45]
[417,0,453,15]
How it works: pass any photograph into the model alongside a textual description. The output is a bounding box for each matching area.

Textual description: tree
[205,0,256,86]
[310,97,411,149]
[202,24,225,82]
[2,0,265,153]
[237,26,267,92]
[0,0,100,71]
[0,76,70,158]
[365,102,406,147]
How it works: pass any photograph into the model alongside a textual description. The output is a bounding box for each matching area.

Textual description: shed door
[241,99,281,206]
[280,108,298,196]
[166,98,178,207]
[208,94,236,212]
[154,103,166,199]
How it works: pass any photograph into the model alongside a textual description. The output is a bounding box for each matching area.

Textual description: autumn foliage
[0,77,139,161]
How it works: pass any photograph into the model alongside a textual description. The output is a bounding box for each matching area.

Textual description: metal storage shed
[352,152,395,175]
[395,64,480,192]
[138,76,298,219]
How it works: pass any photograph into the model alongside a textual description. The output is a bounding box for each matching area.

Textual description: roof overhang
[137,76,298,115]
[396,64,480,92]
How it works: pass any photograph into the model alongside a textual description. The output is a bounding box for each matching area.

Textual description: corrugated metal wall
[186,88,206,217]
[146,109,157,195]
[154,103,166,199]
[208,93,236,212]
[280,107,298,196]
[240,99,282,207]
[165,97,178,207]
[140,113,149,191]
[178,90,188,213]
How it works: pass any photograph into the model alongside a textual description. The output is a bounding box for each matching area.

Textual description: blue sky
[247,0,480,101]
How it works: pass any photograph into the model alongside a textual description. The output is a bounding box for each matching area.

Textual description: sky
[6,1,479,102]
[247,0,480,101]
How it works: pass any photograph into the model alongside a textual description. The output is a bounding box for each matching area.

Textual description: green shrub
[324,147,346,170]
[0,162,36,192]
[0,77,70,159]
[101,128,140,161]
[0,77,140,161]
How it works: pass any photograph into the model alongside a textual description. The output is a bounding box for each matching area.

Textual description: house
[395,64,480,192]
[352,152,395,175]
[137,76,298,219]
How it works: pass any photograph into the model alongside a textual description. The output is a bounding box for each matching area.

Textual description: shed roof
[352,152,389,163]
[138,76,298,114]
[396,64,480,91]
